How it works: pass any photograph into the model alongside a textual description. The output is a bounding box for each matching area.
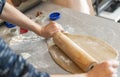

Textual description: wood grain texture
[53,32,97,72]
[47,33,118,73]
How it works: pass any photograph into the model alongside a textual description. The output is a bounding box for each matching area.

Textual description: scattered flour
[64,25,74,33]
[21,52,31,59]
[31,61,49,69]
[9,32,41,45]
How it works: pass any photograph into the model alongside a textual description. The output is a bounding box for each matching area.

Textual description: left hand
[39,21,64,38]
[87,60,119,77]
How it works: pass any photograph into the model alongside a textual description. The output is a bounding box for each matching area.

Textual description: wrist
[37,27,44,37]
[35,27,43,37]
[28,23,43,36]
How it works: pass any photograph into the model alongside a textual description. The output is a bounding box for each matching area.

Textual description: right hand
[39,21,64,38]
[87,60,119,77]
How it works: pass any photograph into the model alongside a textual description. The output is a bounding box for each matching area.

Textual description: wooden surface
[47,33,118,73]
[53,32,97,72]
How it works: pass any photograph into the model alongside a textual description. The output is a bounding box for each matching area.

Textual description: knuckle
[101,61,109,67]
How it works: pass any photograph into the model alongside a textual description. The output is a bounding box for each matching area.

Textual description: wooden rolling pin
[53,32,97,72]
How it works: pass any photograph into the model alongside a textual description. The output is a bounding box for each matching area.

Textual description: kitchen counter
[0,1,120,75]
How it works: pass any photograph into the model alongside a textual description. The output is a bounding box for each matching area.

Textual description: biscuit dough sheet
[47,33,118,74]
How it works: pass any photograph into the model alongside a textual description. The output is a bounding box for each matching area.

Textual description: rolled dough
[47,33,118,74]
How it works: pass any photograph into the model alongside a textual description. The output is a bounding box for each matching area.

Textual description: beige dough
[47,33,118,74]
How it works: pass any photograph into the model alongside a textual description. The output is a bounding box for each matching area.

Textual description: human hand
[40,21,64,38]
[87,60,119,77]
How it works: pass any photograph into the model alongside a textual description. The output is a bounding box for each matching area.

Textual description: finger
[50,30,60,36]
[57,24,64,31]
[51,24,64,32]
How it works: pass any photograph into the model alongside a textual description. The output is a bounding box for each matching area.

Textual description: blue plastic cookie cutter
[4,22,16,28]
[49,12,61,21]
